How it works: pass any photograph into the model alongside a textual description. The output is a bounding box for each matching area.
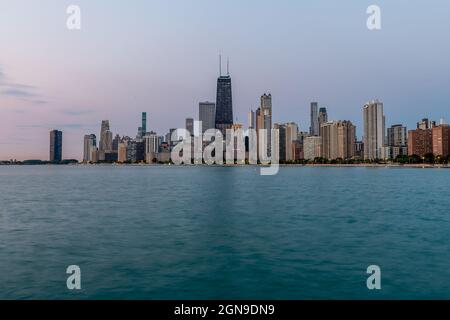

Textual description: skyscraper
[99,120,113,161]
[417,118,436,130]
[99,120,113,152]
[118,141,128,163]
[387,125,407,147]
[83,134,97,162]
[256,93,273,157]
[215,58,233,135]
[310,102,319,136]
[145,132,159,163]
[199,102,216,133]
[318,107,328,136]
[142,112,147,136]
[363,101,385,160]
[273,124,286,162]
[49,130,62,162]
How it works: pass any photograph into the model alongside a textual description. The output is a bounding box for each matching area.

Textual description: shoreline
[1,163,449,169]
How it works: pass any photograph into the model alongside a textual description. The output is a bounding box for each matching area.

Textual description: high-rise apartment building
[387,125,407,147]
[354,141,364,159]
[49,130,63,162]
[248,110,255,129]
[321,121,355,160]
[273,122,298,162]
[199,102,216,133]
[318,107,328,128]
[186,118,194,136]
[363,100,385,160]
[432,125,450,157]
[408,128,433,157]
[142,112,147,136]
[384,124,408,159]
[145,132,159,163]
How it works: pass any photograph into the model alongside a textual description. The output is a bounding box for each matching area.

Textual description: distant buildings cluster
[81,115,171,164]
[40,58,450,165]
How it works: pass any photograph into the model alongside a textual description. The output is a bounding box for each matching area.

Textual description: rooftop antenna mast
[227,57,230,75]
[219,54,222,77]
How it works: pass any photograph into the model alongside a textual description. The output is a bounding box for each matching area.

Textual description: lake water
[1,165,450,299]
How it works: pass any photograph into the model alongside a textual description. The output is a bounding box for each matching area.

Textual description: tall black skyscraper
[215,57,233,135]
[142,112,147,136]
[49,130,62,162]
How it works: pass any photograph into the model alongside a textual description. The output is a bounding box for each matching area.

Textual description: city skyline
[1,0,450,160]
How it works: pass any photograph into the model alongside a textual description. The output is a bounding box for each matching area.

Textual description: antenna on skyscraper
[219,54,222,76]
[227,57,230,75]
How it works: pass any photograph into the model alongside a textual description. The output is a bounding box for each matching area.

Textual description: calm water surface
[1,165,450,299]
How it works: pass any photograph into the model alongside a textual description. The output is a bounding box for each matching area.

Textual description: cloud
[60,109,95,116]
[0,64,48,105]
[17,123,98,130]
[1,88,39,98]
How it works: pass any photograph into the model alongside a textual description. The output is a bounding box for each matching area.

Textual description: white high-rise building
[363,100,385,160]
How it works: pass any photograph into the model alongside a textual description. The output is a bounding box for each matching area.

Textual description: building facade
[303,136,322,160]
[185,118,194,136]
[256,93,273,158]
[145,132,159,163]
[408,128,433,157]
[50,130,63,162]
[321,121,355,160]
[384,124,408,159]
[363,100,385,160]
[83,134,97,162]
[432,125,450,157]
[310,102,319,136]
[199,102,216,133]
[215,73,233,135]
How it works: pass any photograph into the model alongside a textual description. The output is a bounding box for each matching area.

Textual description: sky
[1,0,450,160]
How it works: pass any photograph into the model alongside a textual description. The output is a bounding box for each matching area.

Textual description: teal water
[1,165,450,300]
